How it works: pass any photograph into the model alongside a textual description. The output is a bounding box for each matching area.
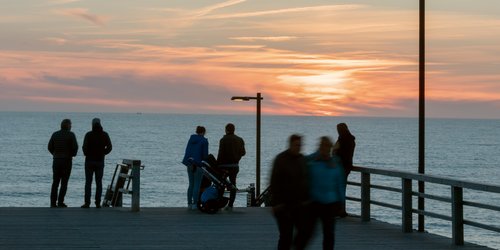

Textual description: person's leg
[187,165,194,207]
[340,172,350,217]
[84,161,93,205]
[94,162,104,206]
[295,204,316,250]
[50,160,62,207]
[274,209,294,250]
[320,203,336,250]
[192,167,204,207]
[58,160,72,206]
[227,167,239,207]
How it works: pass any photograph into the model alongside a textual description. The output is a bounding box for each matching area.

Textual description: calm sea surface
[1,112,499,248]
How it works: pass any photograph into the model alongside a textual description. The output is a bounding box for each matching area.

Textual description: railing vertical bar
[131,160,141,212]
[402,178,413,233]
[361,172,371,222]
[452,186,464,245]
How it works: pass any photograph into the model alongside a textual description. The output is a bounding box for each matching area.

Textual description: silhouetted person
[332,123,355,217]
[81,118,112,208]
[48,119,78,208]
[306,136,345,250]
[182,126,209,210]
[217,123,245,210]
[270,134,311,250]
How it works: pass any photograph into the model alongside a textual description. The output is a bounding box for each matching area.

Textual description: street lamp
[231,92,263,199]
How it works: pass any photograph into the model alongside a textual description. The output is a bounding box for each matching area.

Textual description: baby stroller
[197,154,237,214]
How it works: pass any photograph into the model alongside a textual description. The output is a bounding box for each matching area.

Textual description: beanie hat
[92,118,101,126]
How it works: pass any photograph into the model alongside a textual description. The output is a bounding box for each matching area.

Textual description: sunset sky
[1,0,499,118]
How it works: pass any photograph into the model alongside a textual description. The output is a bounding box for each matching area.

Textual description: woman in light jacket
[182,126,209,210]
[306,136,345,250]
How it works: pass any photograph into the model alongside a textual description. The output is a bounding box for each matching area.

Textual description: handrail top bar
[352,166,500,193]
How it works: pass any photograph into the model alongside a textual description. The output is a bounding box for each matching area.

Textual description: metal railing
[348,166,500,245]
[102,159,144,212]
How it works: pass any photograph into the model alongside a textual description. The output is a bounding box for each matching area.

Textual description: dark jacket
[217,134,246,165]
[182,134,209,166]
[269,149,309,207]
[82,124,112,162]
[48,129,78,159]
[336,134,355,174]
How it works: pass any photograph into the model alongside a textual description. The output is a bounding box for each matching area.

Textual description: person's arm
[104,132,112,155]
[240,138,246,157]
[270,155,284,210]
[82,133,88,156]
[48,135,54,155]
[217,138,224,163]
[71,133,78,157]
[202,139,209,160]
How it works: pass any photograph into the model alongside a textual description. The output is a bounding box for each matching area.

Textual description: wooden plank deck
[0,207,492,250]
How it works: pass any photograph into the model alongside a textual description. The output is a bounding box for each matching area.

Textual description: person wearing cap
[81,118,112,208]
[48,118,78,208]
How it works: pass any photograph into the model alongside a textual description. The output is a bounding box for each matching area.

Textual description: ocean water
[1,112,499,248]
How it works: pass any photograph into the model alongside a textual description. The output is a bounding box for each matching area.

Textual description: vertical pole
[418,0,426,232]
[402,178,413,233]
[256,92,262,198]
[452,187,464,245]
[361,172,371,222]
[131,160,141,212]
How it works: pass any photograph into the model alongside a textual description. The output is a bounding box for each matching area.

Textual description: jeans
[309,202,337,250]
[51,158,72,206]
[219,166,239,207]
[84,160,104,204]
[187,165,203,206]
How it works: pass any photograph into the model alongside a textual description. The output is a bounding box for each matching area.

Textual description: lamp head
[231,96,251,101]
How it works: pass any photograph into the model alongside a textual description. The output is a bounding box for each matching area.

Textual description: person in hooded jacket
[332,123,355,217]
[182,126,209,210]
[81,118,112,208]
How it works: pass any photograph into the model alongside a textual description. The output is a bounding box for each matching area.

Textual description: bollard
[123,159,142,212]
[247,183,256,207]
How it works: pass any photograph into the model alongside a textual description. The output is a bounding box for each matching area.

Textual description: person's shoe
[224,206,233,212]
[95,203,101,208]
[191,204,198,210]
[81,203,90,208]
[57,203,68,208]
[50,204,57,208]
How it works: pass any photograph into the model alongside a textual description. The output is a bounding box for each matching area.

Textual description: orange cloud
[1,1,499,117]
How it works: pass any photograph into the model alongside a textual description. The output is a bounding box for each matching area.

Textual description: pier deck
[0,207,491,249]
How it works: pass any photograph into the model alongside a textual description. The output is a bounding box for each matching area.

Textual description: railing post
[402,178,413,233]
[361,172,371,222]
[452,186,464,245]
[130,160,141,212]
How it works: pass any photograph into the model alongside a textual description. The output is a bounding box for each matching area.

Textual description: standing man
[270,134,311,250]
[48,118,78,208]
[81,118,112,208]
[217,123,246,210]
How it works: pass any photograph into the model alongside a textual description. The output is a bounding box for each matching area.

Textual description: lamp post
[418,0,426,232]
[231,92,263,198]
